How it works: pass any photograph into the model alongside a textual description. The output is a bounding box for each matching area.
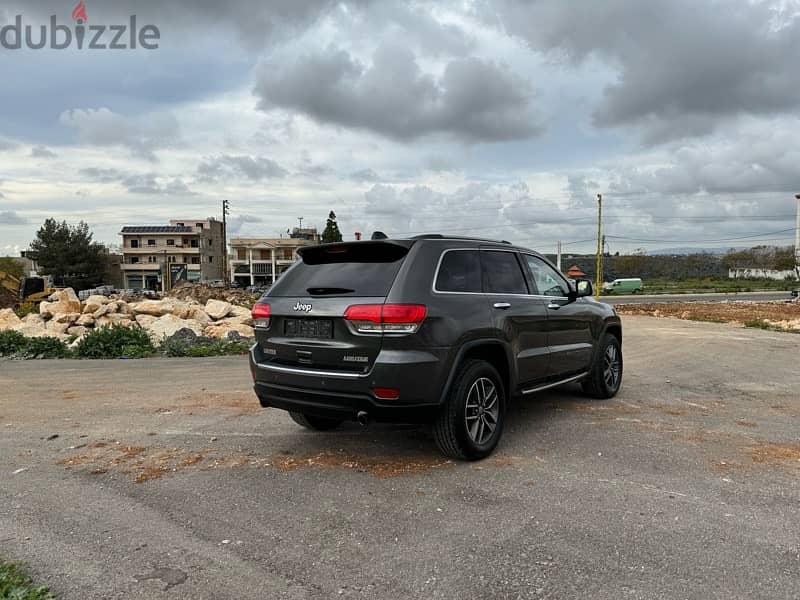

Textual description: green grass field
[637,278,796,294]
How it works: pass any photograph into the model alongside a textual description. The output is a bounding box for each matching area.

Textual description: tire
[289,411,343,431]
[434,359,505,461]
[582,333,623,399]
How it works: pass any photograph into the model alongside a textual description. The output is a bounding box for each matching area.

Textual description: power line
[605,227,797,244]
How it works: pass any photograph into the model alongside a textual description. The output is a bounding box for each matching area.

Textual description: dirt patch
[59,443,220,483]
[59,441,456,482]
[736,420,758,428]
[175,391,260,415]
[616,301,800,330]
[749,443,800,466]
[273,450,453,479]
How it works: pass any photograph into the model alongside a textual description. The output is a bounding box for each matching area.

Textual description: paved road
[2,316,799,599]
[600,290,792,304]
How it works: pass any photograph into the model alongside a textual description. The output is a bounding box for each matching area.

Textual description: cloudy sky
[1,0,799,256]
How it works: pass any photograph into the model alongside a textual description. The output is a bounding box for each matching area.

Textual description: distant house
[566,264,587,278]
[119,219,224,291]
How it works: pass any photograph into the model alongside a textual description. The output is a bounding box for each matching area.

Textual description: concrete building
[119,219,224,290]
[229,228,320,287]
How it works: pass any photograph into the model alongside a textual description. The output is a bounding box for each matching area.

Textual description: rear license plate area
[284,318,333,339]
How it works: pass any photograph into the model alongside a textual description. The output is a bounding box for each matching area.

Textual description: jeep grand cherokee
[249,235,622,460]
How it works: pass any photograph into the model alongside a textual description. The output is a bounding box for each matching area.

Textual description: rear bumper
[250,344,445,423]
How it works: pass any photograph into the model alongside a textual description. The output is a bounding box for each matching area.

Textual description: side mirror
[576,279,593,297]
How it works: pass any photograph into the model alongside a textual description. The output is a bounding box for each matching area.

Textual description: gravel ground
[1,315,798,600]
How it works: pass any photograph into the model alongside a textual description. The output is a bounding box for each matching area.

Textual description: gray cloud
[123,174,194,195]
[350,168,380,182]
[487,0,800,143]
[196,154,288,182]
[79,167,193,195]
[254,44,540,142]
[30,145,57,159]
[0,138,18,152]
[0,210,28,225]
[60,108,179,161]
[226,214,264,235]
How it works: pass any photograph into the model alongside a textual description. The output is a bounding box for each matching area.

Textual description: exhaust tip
[356,411,370,426]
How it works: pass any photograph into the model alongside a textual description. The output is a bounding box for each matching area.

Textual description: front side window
[524,255,569,297]
[481,251,528,295]
[435,250,481,293]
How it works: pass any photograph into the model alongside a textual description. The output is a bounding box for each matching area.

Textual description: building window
[130,256,139,264]
[208,239,213,247]
[191,257,200,264]
[167,239,175,246]
[176,222,184,227]
[208,256,214,263]
[196,222,204,229]
[148,256,157,263]
[147,239,155,246]
[237,248,247,260]
[190,239,199,248]
[130,240,139,248]
[168,256,176,263]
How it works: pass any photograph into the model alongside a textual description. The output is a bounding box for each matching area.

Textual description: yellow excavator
[0,271,59,306]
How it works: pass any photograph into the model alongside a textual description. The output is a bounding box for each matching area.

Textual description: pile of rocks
[0,288,254,344]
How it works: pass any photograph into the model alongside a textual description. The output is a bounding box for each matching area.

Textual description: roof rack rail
[409,233,511,244]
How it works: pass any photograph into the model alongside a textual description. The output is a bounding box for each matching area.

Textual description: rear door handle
[493,302,511,309]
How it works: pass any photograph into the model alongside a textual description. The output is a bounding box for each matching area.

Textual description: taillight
[252,303,271,329]
[344,304,426,334]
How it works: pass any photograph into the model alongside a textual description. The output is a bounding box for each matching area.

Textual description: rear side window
[435,250,481,293]
[482,251,529,294]
[268,242,409,297]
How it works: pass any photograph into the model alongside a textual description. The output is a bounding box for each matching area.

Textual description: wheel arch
[439,340,513,404]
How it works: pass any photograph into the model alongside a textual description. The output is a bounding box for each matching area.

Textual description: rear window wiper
[306,287,355,296]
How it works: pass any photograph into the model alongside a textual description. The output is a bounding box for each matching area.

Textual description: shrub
[160,335,250,357]
[73,324,155,359]
[15,336,70,359]
[0,330,27,356]
[744,319,771,330]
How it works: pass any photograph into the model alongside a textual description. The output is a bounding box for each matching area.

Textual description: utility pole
[595,193,603,297]
[222,199,230,286]
[298,217,304,230]
[794,194,800,278]
[556,241,562,272]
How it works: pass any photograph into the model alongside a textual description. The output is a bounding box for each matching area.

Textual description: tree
[322,211,343,244]
[28,219,107,290]
[0,257,24,280]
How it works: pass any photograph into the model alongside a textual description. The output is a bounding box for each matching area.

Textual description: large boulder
[12,322,49,338]
[95,314,134,328]
[67,325,89,337]
[46,319,71,335]
[82,294,111,314]
[204,321,255,339]
[134,314,158,328]
[205,299,232,320]
[0,309,22,331]
[76,313,95,327]
[227,305,254,325]
[22,313,46,327]
[130,298,191,319]
[143,314,204,344]
[185,305,212,325]
[53,312,81,324]
[40,288,81,318]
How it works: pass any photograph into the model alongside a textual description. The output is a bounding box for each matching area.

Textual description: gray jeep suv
[249,235,622,460]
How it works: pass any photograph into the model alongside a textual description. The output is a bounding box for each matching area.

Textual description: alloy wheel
[464,377,499,445]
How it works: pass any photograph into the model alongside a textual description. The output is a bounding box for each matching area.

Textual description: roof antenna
[371,231,388,240]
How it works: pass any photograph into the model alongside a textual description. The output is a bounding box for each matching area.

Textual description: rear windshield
[267,242,410,298]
